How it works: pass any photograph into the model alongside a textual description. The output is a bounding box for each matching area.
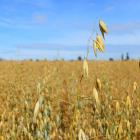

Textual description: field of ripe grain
[0,60,140,140]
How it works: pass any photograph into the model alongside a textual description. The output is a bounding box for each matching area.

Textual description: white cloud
[32,14,47,24]
[105,5,114,12]
[0,14,47,29]
[106,21,140,45]
[110,22,140,34]
[106,33,140,45]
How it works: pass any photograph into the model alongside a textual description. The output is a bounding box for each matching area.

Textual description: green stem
[86,27,96,59]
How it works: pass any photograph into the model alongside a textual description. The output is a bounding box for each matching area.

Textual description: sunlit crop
[0,20,140,140]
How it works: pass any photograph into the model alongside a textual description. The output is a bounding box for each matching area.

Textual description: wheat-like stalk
[93,87,100,106]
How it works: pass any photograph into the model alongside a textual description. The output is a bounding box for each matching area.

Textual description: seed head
[83,59,88,78]
[95,35,104,52]
[96,78,102,91]
[99,19,108,39]
[133,81,137,93]
[116,101,120,114]
[93,87,100,105]
[126,95,131,110]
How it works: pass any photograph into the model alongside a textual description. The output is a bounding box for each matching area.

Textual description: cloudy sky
[0,0,140,60]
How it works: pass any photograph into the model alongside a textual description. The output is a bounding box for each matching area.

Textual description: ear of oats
[126,95,131,109]
[78,129,87,140]
[116,101,120,114]
[133,81,137,93]
[96,78,102,91]
[93,87,100,106]
[33,100,40,122]
[83,59,88,78]
[99,19,108,39]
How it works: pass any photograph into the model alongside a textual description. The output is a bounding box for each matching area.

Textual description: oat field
[0,60,140,140]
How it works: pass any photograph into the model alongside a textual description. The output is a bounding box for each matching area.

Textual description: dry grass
[0,60,139,139]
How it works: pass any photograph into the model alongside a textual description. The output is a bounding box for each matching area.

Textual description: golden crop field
[0,60,140,140]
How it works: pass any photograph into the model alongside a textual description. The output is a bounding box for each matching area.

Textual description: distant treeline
[0,52,139,61]
[109,52,130,61]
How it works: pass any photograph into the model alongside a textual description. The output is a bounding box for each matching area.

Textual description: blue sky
[0,0,140,60]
